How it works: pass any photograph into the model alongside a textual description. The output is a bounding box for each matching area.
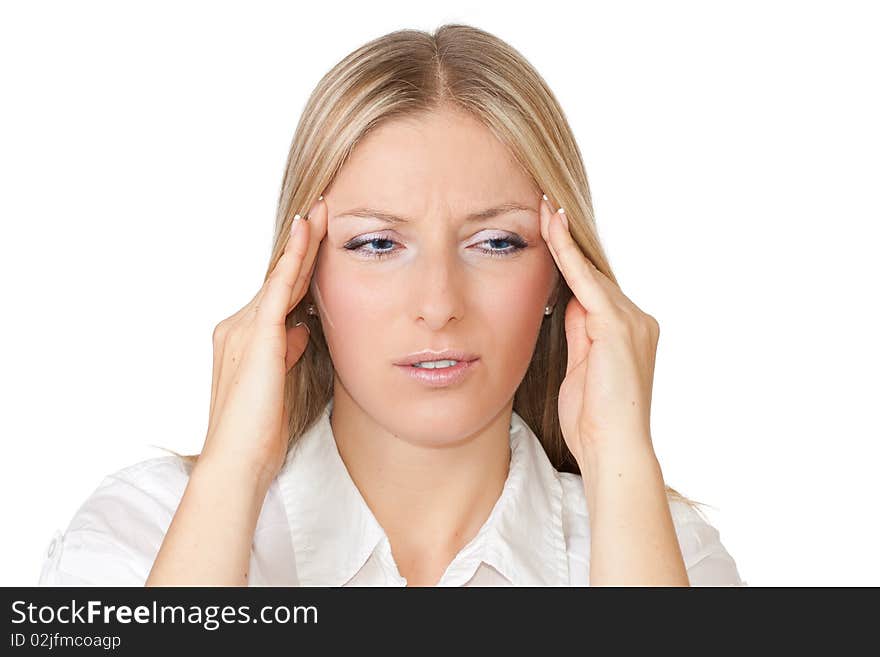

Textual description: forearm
[146,456,271,586]
[579,443,689,586]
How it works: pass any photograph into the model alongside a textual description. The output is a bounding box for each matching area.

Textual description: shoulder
[39,455,193,586]
[109,453,193,494]
[665,497,746,586]
[557,471,745,586]
[69,455,193,526]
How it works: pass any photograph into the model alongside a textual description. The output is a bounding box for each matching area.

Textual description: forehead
[328,109,538,211]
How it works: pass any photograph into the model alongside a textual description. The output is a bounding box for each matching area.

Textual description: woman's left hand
[539,195,661,466]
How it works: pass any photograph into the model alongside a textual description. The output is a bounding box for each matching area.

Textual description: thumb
[563,296,591,376]
[285,321,311,371]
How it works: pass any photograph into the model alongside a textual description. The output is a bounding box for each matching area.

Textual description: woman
[39,24,744,587]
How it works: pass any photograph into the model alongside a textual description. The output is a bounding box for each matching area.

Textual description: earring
[306,303,318,316]
[544,305,554,316]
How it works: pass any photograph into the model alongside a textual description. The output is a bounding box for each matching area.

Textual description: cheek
[312,249,395,363]
[318,261,394,315]
[475,265,552,356]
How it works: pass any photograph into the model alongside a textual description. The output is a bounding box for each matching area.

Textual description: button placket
[377,536,407,586]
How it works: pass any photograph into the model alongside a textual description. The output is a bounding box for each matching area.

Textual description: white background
[2,0,878,586]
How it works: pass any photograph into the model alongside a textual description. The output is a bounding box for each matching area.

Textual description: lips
[393,349,480,366]
[394,357,479,388]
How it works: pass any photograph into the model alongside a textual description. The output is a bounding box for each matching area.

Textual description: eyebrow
[334,202,537,224]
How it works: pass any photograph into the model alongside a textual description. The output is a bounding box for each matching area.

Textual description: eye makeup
[342,232,529,261]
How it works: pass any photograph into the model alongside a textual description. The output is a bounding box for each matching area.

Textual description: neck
[329,383,512,566]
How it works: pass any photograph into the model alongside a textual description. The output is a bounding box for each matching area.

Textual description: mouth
[394,357,480,388]
[393,349,480,366]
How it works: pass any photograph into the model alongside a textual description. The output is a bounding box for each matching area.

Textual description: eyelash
[343,233,529,261]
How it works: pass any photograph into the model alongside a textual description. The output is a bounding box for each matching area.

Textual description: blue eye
[479,237,526,257]
[343,234,528,261]
[346,237,396,258]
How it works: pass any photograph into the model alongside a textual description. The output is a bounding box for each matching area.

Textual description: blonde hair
[167,23,709,514]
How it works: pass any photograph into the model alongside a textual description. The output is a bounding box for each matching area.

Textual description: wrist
[576,439,661,484]
[193,450,277,497]
[577,442,665,522]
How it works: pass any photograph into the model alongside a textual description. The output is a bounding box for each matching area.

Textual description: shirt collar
[276,398,569,586]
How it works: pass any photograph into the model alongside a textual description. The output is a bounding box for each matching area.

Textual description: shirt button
[47,538,57,558]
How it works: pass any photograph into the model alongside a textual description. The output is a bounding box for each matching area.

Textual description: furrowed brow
[335,202,536,224]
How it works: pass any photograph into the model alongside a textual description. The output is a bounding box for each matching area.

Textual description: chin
[376,396,498,446]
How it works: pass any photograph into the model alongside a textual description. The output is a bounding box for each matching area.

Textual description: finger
[538,196,591,271]
[260,211,311,326]
[538,195,559,266]
[541,198,615,318]
[288,195,328,310]
[539,194,612,278]
[250,212,306,312]
[538,197,579,286]
[563,295,591,376]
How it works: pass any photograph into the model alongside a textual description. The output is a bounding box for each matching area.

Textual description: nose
[409,244,467,331]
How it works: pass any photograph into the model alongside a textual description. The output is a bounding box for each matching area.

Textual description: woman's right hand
[198,196,327,489]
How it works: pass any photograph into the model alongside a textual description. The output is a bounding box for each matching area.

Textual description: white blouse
[39,399,746,586]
